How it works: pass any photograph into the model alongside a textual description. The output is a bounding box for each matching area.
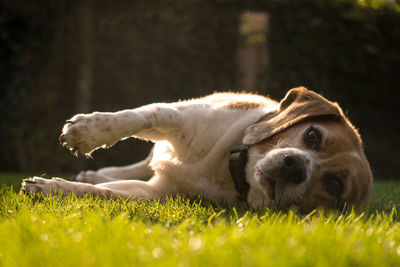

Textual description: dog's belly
[149,141,238,201]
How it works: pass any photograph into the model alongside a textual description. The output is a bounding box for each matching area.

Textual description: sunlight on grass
[1,175,400,266]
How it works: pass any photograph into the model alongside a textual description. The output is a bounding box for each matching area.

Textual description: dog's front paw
[21,177,67,196]
[59,113,118,156]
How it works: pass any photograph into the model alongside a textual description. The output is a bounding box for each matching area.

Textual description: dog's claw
[20,177,40,195]
[71,146,79,156]
[23,178,35,184]
[59,134,65,144]
[66,120,74,124]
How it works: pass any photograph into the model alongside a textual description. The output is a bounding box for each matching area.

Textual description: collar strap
[229,143,250,201]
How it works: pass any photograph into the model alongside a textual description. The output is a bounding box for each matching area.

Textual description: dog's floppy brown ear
[243,87,344,145]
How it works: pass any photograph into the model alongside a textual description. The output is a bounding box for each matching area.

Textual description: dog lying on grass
[22,87,373,211]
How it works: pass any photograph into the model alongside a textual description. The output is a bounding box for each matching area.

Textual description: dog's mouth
[256,168,276,201]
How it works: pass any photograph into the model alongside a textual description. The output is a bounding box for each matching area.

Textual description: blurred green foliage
[0,0,399,179]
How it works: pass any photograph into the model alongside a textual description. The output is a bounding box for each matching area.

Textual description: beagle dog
[22,87,373,211]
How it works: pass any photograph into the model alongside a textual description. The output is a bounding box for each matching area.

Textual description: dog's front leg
[59,104,181,156]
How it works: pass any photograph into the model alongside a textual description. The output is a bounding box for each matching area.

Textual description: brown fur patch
[242,87,361,146]
[252,119,372,210]
[203,92,276,110]
[225,101,265,110]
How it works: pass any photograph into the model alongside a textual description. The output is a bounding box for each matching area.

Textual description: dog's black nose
[282,155,306,184]
[283,155,298,169]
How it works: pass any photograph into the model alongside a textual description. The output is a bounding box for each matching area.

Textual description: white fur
[23,95,279,206]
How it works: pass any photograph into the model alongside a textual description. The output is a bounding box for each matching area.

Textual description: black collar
[229,143,250,201]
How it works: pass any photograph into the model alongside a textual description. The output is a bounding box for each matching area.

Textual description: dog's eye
[304,127,322,149]
[323,175,344,198]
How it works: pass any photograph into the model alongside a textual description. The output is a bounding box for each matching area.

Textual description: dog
[22,87,373,211]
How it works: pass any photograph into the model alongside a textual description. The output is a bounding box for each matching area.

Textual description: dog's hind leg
[74,148,154,185]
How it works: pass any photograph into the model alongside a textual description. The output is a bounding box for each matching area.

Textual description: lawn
[1,173,400,266]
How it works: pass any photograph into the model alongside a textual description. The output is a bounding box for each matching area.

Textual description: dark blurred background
[1,0,399,179]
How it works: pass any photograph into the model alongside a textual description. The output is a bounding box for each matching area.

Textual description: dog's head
[243,87,372,211]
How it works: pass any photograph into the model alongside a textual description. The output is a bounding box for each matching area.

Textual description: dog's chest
[150,141,238,200]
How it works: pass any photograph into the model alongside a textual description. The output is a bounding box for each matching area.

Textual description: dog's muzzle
[255,149,312,204]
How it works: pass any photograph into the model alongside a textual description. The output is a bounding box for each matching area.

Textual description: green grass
[1,173,400,266]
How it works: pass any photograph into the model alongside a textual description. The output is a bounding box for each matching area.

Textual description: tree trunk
[77,0,94,113]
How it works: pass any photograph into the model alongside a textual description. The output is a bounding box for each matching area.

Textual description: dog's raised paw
[60,113,118,156]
